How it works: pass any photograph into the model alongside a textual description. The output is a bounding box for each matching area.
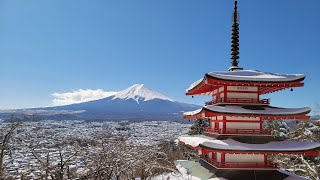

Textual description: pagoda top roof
[186,69,305,95]
[184,105,311,118]
[179,135,320,153]
[207,69,305,83]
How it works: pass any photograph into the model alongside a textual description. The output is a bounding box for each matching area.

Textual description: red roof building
[178,0,320,176]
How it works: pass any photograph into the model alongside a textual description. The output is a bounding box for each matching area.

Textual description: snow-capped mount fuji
[9,84,200,120]
[112,84,174,103]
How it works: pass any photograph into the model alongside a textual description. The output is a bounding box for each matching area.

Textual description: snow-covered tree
[293,120,320,142]
[188,119,209,135]
[265,120,290,140]
[78,132,195,180]
[270,120,320,180]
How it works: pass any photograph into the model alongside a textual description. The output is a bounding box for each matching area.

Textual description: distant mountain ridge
[0,84,200,121]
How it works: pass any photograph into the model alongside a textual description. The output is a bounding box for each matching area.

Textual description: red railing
[201,156,278,169]
[203,127,272,135]
[205,98,270,105]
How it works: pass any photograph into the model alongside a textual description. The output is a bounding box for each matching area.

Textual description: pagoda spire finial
[229,0,242,71]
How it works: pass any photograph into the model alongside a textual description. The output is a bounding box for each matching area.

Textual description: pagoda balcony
[205,98,270,105]
[200,156,278,170]
[203,127,272,136]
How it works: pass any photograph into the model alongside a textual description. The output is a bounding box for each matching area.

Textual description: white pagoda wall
[213,87,225,102]
[226,86,258,100]
[217,116,223,131]
[216,152,222,162]
[211,86,263,102]
[226,122,260,129]
[225,116,261,129]
[225,154,264,163]
[226,116,260,121]
[210,116,261,130]
[227,86,258,92]
[211,122,215,129]
[227,92,257,99]
[219,122,223,131]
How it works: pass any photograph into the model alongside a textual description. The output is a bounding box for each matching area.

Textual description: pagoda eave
[199,145,320,156]
[184,114,310,121]
[205,73,305,84]
[186,74,305,96]
[179,140,320,156]
[201,157,278,170]
[183,106,311,120]
[178,135,320,156]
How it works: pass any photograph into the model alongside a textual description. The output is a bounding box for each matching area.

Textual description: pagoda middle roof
[184,105,311,119]
[179,135,320,153]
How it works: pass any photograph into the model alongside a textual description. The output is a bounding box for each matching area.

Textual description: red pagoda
[177,1,320,179]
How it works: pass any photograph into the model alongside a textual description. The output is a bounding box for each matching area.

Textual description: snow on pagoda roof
[184,105,311,117]
[178,135,320,152]
[187,78,204,92]
[179,135,226,147]
[207,69,305,82]
[186,69,305,92]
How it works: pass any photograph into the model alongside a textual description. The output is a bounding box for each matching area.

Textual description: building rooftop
[184,105,311,117]
[186,69,306,95]
[207,69,305,83]
[179,135,320,153]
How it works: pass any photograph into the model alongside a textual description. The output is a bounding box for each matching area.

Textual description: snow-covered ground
[1,120,191,178]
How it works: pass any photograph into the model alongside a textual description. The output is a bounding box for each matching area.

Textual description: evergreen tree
[188,119,209,135]
[265,120,290,140]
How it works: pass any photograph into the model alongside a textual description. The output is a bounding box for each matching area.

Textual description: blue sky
[0,0,319,112]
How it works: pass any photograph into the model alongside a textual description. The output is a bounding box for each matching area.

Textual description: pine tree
[265,120,290,140]
[188,119,209,135]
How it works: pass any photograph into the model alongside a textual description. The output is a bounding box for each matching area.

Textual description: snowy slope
[112,84,174,103]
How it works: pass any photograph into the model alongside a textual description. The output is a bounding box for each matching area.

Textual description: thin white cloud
[52,89,117,106]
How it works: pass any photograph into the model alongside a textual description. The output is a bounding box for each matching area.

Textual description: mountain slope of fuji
[26,84,200,120]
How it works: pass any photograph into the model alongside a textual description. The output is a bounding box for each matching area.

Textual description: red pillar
[264,154,268,167]
[260,117,263,131]
[223,116,227,134]
[224,85,227,102]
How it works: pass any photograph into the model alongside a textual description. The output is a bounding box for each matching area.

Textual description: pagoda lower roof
[178,135,320,154]
[184,105,311,120]
[186,69,305,95]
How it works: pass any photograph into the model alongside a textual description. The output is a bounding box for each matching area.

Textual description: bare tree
[30,144,80,180]
[80,131,196,180]
[0,120,21,178]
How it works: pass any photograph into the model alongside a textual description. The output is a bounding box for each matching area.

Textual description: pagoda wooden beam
[200,148,320,156]
[184,111,310,121]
